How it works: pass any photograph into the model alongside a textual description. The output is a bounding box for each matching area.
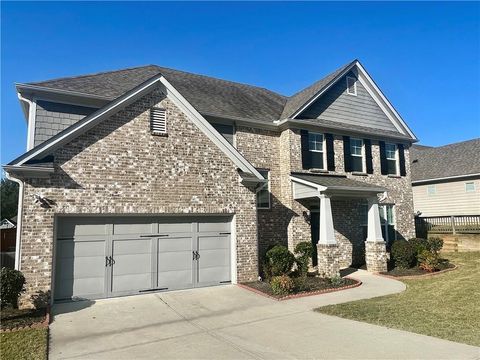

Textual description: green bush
[418,250,441,272]
[391,239,416,269]
[408,238,428,256]
[427,237,443,253]
[293,275,309,292]
[1,268,25,308]
[294,241,314,276]
[270,275,294,296]
[265,245,295,277]
[329,275,345,287]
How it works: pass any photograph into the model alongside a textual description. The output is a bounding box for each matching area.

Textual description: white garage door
[54,216,232,301]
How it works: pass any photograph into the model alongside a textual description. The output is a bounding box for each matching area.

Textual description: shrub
[418,250,441,272]
[265,245,295,277]
[391,240,416,269]
[1,268,25,308]
[408,238,428,256]
[329,276,345,287]
[293,275,309,292]
[427,237,443,254]
[294,241,314,276]
[270,275,294,296]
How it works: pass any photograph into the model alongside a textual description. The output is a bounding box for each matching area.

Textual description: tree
[0,178,19,220]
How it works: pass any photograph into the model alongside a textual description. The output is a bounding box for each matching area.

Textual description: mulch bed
[240,276,361,301]
[380,262,456,279]
[0,307,49,332]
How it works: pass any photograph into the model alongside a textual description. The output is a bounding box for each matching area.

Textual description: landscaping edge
[378,264,458,280]
[238,277,362,301]
[0,305,51,333]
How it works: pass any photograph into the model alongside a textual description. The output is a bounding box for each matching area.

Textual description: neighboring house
[3,60,417,305]
[410,139,480,217]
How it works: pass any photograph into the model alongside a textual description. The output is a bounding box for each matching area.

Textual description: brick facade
[17,87,259,305]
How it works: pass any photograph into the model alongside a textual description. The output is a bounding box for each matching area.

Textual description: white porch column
[318,194,336,245]
[317,194,340,278]
[367,197,385,242]
[365,197,387,273]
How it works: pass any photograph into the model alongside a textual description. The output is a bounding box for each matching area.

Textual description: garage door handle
[192,251,200,260]
[105,256,109,267]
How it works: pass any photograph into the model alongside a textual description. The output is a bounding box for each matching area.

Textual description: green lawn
[0,328,48,360]
[316,252,480,346]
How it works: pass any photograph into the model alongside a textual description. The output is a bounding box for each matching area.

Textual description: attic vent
[346,76,357,96]
[150,107,167,135]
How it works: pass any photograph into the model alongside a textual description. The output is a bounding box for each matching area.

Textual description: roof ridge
[28,64,161,85]
[155,65,287,98]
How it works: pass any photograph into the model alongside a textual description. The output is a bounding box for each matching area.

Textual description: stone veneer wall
[18,86,259,305]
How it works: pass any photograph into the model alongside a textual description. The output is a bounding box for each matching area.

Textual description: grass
[316,252,480,346]
[0,328,48,360]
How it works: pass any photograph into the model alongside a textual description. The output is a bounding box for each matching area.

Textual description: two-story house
[3,60,417,305]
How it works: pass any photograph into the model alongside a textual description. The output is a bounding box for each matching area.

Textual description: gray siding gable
[297,72,397,133]
[34,100,97,146]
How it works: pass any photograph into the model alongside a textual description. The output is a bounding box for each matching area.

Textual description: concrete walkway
[49,270,480,359]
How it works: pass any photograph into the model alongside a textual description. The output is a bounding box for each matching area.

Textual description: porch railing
[415,215,480,238]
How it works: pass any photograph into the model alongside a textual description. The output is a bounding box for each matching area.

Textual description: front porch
[291,173,389,277]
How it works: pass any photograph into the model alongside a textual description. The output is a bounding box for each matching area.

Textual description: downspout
[17,92,36,151]
[4,172,24,271]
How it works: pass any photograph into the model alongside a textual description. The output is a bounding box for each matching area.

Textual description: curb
[378,264,457,280]
[0,305,50,333]
[238,277,362,301]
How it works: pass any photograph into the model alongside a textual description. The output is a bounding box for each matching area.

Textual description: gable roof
[15,60,417,141]
[280,60,357,119]
[24,65,287,123]
[410,139,480,182]
[7,74,265,182]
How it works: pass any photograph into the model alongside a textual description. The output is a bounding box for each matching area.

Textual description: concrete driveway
[50,270,479,359]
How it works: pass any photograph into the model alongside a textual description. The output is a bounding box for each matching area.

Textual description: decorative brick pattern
[317,243,340,278]
[365,241,388,273]
[18,86,259,306]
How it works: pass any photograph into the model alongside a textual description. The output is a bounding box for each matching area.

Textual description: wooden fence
[415,215,480,238]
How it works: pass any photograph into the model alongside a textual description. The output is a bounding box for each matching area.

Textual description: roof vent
[150,107,167,135]
[346,76,357,96]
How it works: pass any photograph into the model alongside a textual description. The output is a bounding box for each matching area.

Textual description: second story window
[427,184,436,196]
[256,170,270,209]
[350,138,364,172]
[385,143,398,175]
[465,182,476,192]
[308,132,325,169]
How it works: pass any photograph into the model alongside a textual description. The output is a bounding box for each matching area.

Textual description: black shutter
[343,136,352,172]
[300,130,311,170]
[379,141,388,175]
[325,133,335,171]
[364,139,373,174]
[398,143,406,176]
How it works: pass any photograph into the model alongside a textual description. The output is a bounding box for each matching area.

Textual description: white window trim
[346,76,357,96]
[427,184,436,196]
[257,170,271,209]
[385,143,399,176]
[350,138,365,172]
[308,132,327,170]
[465,181,476,193]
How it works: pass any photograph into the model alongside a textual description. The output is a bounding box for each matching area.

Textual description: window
[465,182,476,192]
[256,170,270,209]
[346,76,357,96]
[350,138,364,172]
[427,185,436,196]
[308,132,325,169]
[212,123,234,145]
[150,108,167,135]
[385,143,398,175]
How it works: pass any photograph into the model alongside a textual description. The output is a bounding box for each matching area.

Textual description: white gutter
[17,93,37,150]
[4,172,24,271]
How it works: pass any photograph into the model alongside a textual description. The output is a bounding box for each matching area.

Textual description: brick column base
[317,244,340,278]
[365,241,388,273]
